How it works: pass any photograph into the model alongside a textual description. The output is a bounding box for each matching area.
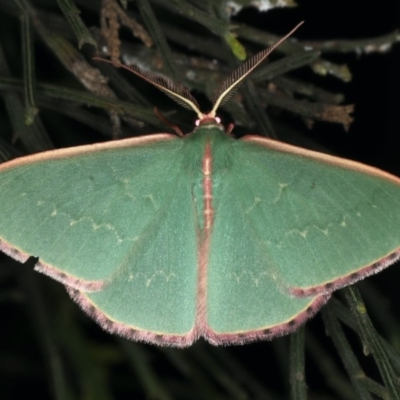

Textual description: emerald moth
[0,22,399,347]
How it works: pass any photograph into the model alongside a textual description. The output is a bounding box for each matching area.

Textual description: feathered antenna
[94,21,303,122]
[207,21,304,118]
[92,57,203,118]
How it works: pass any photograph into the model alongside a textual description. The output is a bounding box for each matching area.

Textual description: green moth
[0,23,399,347]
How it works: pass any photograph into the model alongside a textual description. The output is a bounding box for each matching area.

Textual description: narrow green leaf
[0,35,53,152]
[152,0,230,38]
[56,0,97,49]
[225,32,247,60]
[21,11,39,125]
[306,331,356,399]
[18,266,73,400]
[57,302,114,400]
[344,287,400,400]
[252,50,321,82]
[289,327,307,400]
[0,76,166,129]
[322,306,373,399]
[136,0,177,80]
[243,79,276,138]
[120,340,173,400]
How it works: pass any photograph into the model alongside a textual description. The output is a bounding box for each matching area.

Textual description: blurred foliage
[0,0,400,399]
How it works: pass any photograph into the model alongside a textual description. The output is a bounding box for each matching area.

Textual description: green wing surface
[0,136,198,344]
[207,184,326,340]
[238,136,400,292]
[206,135,400,339]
